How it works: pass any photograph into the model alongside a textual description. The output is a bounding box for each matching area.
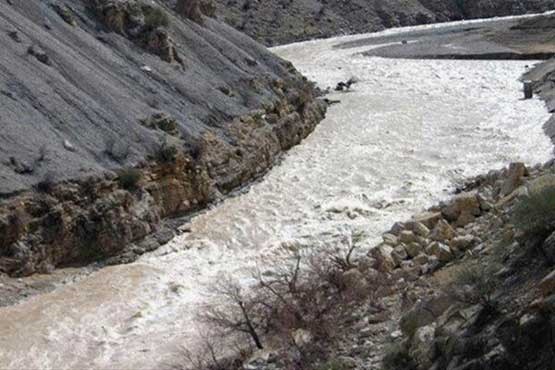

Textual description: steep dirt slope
[212,0,555,45]
[0,0,326,276]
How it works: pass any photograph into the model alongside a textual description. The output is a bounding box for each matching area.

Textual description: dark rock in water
[335,77,358,91]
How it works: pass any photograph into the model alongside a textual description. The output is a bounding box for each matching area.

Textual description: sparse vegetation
[155,141,179,163]
[117,168,142,191]
[512,174,555,237]
[141,3,170,29]
[449,263,501,311]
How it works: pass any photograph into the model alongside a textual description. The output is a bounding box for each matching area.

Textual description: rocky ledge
[236,163,555,370]
[0,0,326,276]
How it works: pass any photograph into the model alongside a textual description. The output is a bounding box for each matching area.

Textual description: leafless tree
[201,276,264,350]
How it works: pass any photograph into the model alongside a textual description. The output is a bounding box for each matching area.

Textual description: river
[0,18,552,370]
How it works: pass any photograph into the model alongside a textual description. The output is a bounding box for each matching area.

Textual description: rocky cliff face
[211,0,555,45]
[0,0,326,276]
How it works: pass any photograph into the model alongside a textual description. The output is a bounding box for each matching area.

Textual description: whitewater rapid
[1,17,553,370]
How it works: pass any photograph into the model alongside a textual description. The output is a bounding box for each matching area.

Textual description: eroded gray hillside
[0,0,326,276]
[0,0,320,195]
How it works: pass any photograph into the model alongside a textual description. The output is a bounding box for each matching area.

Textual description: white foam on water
[0,14,553,370]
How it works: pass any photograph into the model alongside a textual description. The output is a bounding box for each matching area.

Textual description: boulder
[409,324,437,370]
[389,221,406,236]
[500,162,527,196]
[400,230,417,244]
[539,270,555,297]
[393,245,409,264]
[450,235,476,253]
[413,253,429,266]
[412,212,442,229]
[441,192,481,227]
[405,242,423,258]
[370,244,398,272]
[400,294,453,337]
[430,220,456,242]
[412,222,431,237]
[382,233,399,246]
[426,242,453,263]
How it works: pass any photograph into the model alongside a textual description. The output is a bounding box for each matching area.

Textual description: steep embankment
[0,0,326,276]
[211,0,555,45]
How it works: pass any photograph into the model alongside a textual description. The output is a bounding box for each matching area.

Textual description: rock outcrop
[209,0,555,45]
[0,0,326,276]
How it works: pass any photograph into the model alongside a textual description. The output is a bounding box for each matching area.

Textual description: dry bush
[192,243,392,369]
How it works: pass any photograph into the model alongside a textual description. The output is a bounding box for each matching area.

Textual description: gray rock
[400,230,418,244]
[426,242,453,263]
[430,220,456,242]
[405,242,423,258]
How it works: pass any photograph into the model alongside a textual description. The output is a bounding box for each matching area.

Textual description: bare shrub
[195,244,391,369]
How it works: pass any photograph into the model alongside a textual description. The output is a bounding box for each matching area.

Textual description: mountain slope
[211,0,555,45]
[0,0,326,275]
